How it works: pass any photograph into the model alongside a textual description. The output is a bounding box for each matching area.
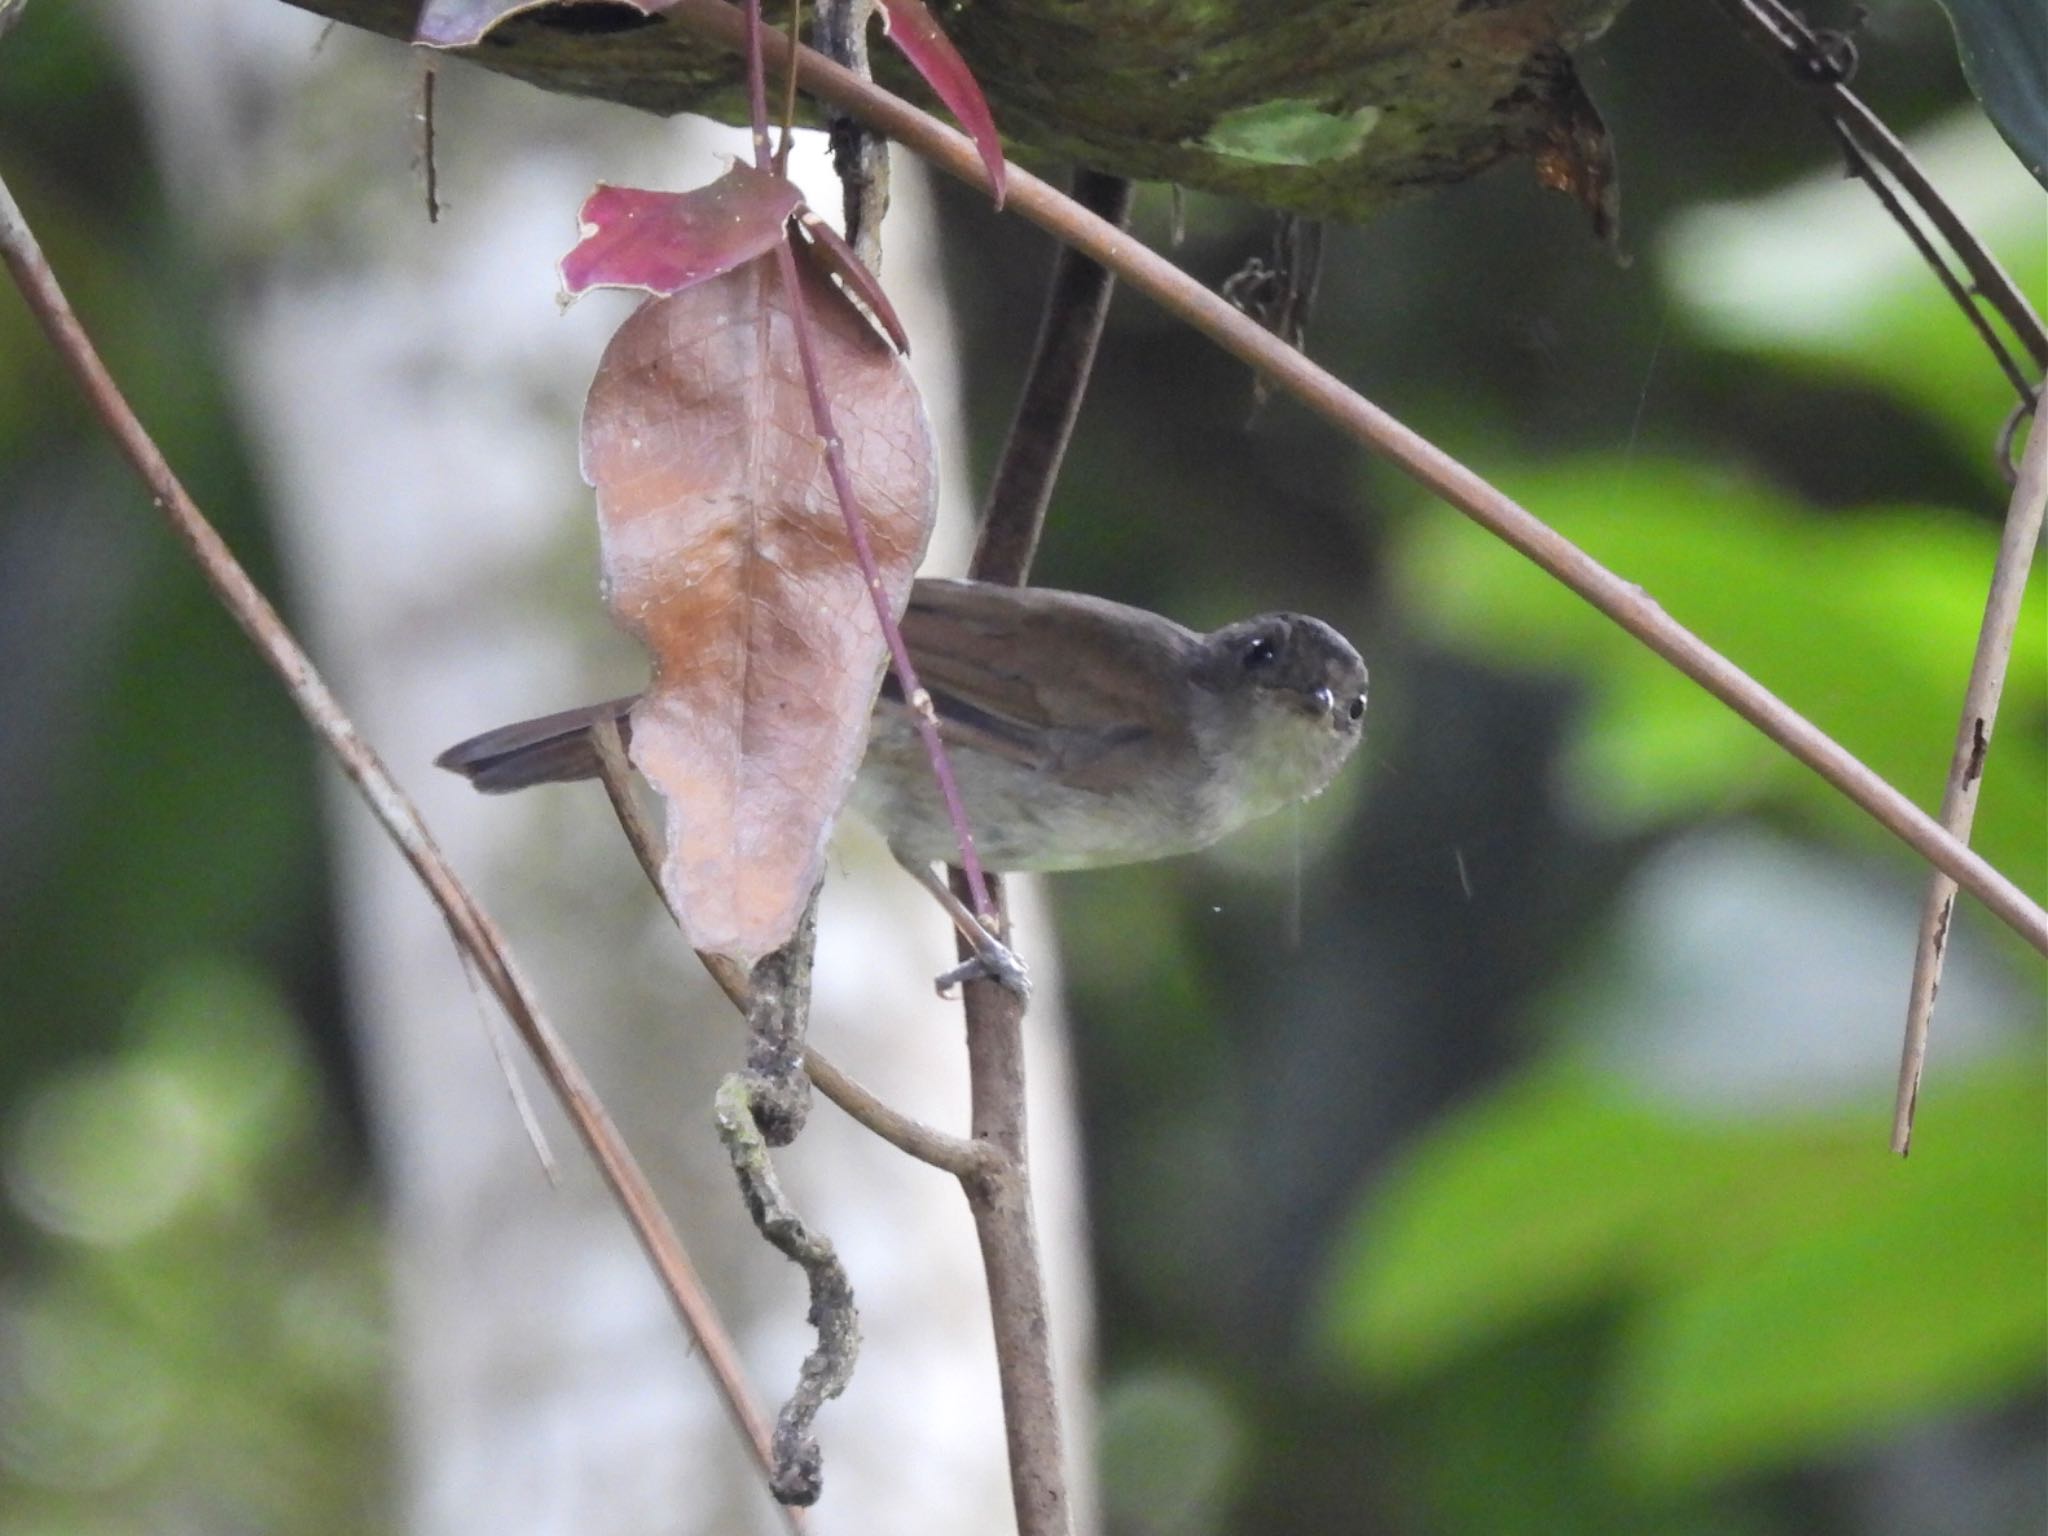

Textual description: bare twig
[591,720,992,1179]
[806,1051,993,1175]
[974,166,1134,581]
[448,932,561,1184]
[1827,119,2034,403]
[1997,397,2033,485]
[662,0,2048,957]
[418,62,441,223]
[1892,412,2046,1153]
[941,163,1137,1536]
[1720,0,2048,375]
[774,0,801,172]
[774,234,1003,919]
[0,163,802,1535]
[953,985,1069,1536]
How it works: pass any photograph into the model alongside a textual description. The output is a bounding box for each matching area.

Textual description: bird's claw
[934,937,1032,1002]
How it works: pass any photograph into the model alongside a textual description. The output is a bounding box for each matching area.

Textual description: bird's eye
[1242,637,1278,669]
[1348,695,1366,721]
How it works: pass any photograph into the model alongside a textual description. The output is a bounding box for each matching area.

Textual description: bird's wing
[883,581,1200,786]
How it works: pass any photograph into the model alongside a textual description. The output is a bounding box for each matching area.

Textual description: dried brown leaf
[581,255,936,964]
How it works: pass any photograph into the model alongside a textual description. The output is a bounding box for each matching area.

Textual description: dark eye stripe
[1243,637,1278,668]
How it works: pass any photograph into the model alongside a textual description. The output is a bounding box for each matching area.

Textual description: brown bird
[438,579,1368,987]
[439,578,1367,865]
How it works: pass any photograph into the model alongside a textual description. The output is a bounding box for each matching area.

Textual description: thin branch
[1832,88,2048,372]
[418,62,442,224]
[939,162,1138,1536]
[448,928,561,1184]
[774,0,801,173]
[953,970,1069,1536]
[0,164,802,1535]
[662,0,2048,957]
[806,1051,994,1176]
[974,166,1135,581]
[591,721,992,1178]
[1893,412,2046,1153]
[1720,0,2048,373]
[592,720,754,1008]
[1827,119,2034,403]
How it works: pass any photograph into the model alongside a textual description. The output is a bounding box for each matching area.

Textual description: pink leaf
[791,207,911,354]
[582,257,937,965]
[560,168,804,298]
[875,0,1008,208]
[414,0,664,48]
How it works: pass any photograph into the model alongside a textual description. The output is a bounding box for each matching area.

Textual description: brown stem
[662,0,2048,957]
[938,162,1138,1536]
[0,166,803,1535]
[1892,412,2046,1153]
[958,1034,1069,1536]
[1830,89,2048,370]
[973,166,1135,581]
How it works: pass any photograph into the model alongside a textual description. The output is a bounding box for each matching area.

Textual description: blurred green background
[0,0,2042,1533]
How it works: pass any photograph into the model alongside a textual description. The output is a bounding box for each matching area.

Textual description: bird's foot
[934,929,1032,1002]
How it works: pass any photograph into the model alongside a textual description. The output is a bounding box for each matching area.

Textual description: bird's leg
[893,855,1032,1001]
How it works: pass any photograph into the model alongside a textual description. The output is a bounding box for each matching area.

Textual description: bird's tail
[434,696,637,793]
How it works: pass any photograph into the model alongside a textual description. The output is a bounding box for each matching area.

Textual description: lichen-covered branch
[814,0,888,269]
[280,0,1625,226]
[715,1067,860,1506]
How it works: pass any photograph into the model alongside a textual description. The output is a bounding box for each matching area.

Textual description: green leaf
[1933,0,2048,186]
[1201,99,1383,167]
[1318,1034,2045,1487]
[1605,1067,2047,1485]
[1315,1064,1699,1384]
